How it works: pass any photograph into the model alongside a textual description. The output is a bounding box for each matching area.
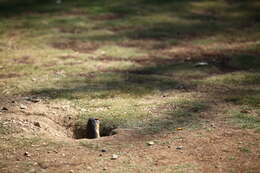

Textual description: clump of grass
[230,54,260,71]
[94,45,146,59]
[232,112,260,129]
[79,141,101,150]
[0,121,20,135]
[225,93,260,108]
[201,72,260,86]
[239,146,251,153]
[0,122,11,135]
[143,100,208,134]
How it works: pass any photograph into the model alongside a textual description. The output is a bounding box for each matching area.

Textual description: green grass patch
[225,90,260,108]
[143,100,208,134]
[232,112,260,129]
[230,54,260,71]
[201,72,260,86]
[94,45,146,58]
[239,146,251,153]
[0,121,21,135]
[0,0,260,142]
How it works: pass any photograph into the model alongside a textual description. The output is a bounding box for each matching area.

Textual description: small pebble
[111,154,118,160]
[194,62,209,67]
[176,146,184,150]
[1,107,8,111]
[20,104,27,109]
[24,152,30,157]
[34,122,41,128]
[87,166,92,170]
[147,141,154,146]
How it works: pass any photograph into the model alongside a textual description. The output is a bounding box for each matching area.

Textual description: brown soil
[58,55,79,60]
[90,13,125,21]
[0,73,22,79]
[13,56,34,65]
[59,27,86,34]
[51,41,99,53]
[109,26,137,32]
[0,98,259,173]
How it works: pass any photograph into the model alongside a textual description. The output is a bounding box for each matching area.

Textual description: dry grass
[0,0,260,172]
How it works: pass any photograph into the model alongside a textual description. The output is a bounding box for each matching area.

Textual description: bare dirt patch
[119,39,166,50]
[0,73,22,79]
[13,56,34,64]
[109,25,136,32]
[51,41,99,53]
[58,55,79,60]
[90,13,125,21]
[59,27,86,34]
[89,55,173,66]
[43,62,57,67]
[0,94,259,173]
[62,9,88,16]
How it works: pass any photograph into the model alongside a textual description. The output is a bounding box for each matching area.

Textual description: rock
[69,170,74,173]
[194,62,208,67]
[103,167,108,171]
[210,123,216,128]
[111,154,118,160]
[30,98,40,103]
[24,152,30,157]
[20,104,27,109]
[176,128,183,131]
[147,141,155,146]
[176,146,184,150]
[87,166,92,170]
[26,97,40,103]
[34,122,41,128]
[1,107,8,111]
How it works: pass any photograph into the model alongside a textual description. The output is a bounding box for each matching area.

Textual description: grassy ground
[0,0,260,172]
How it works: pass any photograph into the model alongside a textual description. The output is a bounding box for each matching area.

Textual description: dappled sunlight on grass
[0,0,260,135]
[200,72,260,86]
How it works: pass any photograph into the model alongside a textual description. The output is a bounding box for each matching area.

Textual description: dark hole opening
[72,124,117,139]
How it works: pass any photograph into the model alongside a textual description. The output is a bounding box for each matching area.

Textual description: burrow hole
[72,123,117,139]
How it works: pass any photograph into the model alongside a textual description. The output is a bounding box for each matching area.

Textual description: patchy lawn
[0,0,260,172]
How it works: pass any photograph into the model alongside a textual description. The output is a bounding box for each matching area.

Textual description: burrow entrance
[72,122,117,139]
